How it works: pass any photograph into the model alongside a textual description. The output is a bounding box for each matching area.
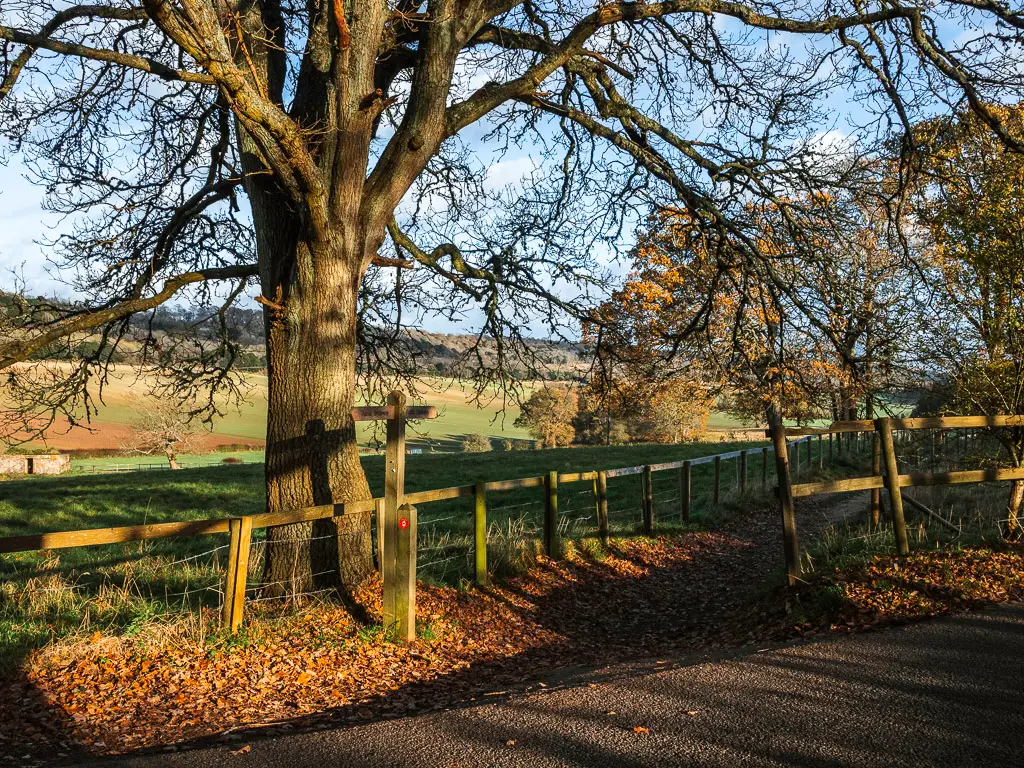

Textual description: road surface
[90,602,1024,767]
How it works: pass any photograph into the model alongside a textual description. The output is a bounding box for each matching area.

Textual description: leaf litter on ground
[2,502,1023,763]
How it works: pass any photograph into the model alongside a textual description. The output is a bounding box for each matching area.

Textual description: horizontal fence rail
[781,414,1024,437]
[792,466,1024,498]
[2,434,831,634]
[0,442,809,556]
[774,414,1024,579]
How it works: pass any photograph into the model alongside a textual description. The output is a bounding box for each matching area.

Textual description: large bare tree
[1,0,1023,594]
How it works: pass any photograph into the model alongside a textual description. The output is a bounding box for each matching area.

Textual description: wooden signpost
[768,415,801,585]
[352,391,437,642]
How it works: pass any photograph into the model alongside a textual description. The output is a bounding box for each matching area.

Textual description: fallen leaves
[778,547,1024,640]
[4,508,1022,763]
[5,535,752,759]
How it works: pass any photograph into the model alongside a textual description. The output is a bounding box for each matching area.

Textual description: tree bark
[256,211,376,597]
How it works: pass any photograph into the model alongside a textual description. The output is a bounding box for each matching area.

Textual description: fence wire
[0,534,230,640]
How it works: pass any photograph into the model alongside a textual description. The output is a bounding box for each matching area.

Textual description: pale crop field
[5,365,535,454]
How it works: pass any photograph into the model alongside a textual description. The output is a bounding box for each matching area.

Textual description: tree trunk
[257,220,375,598]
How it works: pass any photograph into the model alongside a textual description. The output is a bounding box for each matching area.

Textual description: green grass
[1,440,782,538]
[10,367,536,452]
[801,429,1015,576]
[11,366,767,456]
[71,450,266,473]
[2,437,824,665]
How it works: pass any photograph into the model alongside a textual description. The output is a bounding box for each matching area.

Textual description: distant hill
[1,290,585,380]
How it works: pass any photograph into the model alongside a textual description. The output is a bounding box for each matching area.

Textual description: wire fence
[0,534,230,641]
[73,458,256,474]
[1,435,839,639]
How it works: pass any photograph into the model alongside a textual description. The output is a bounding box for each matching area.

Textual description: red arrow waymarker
[398,517,409,530]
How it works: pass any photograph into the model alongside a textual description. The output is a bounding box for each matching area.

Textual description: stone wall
[0,454,71,475]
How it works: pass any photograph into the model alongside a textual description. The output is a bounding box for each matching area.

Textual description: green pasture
[0,436,866,663]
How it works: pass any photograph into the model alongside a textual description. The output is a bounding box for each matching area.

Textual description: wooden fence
[0,433,828,637]
[771,415,1024,585]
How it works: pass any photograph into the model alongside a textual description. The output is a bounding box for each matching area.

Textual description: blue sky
[0,156,64,295]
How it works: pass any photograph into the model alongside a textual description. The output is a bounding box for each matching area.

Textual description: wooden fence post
[222,515,253,633]
[829,432,834,463]
[817,435,823,470]
[870,432,882,526]
[393,503,417,641]
[681,461,691,522]
[596,471,609,545]
[805,437,812,468]
[642,465,654,534]
[875,417,909,556]
[768,414,801,585]
[740,450,748,494]
[713,455,722,505]
[474,482,488,586]
[382,390,407,633]
[793,440,801,476]
[545,471,559,557]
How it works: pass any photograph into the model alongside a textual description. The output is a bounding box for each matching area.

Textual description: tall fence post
[382,390,407,634]
[805,436,812,468]
[222,515,253,633]
[829,432,834,463]
[642,465,654,534]
[768,414,801,585]
[740,450,748,494]
[545,470,559,557]
[793,439,802,476]
[817,435,824,470]
[474,482,488,586]
[596,471,609,545]
[875,417,909,556]
[393,503,417,641]
[681,461,691,521]
[713,455,722,505]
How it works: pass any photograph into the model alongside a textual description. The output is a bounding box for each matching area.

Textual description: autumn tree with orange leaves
[910,106,1024,537]
[593,198,915,430]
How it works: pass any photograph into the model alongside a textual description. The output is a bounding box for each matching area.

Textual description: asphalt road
[91,603,1024,768]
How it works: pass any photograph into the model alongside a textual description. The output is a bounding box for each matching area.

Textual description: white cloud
[483,156,538,192]
[0,159,67,295]
[804,129,855,159]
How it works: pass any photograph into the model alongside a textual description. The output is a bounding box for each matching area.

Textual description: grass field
[8,365,538,454]
[0,436,821,663]
[7,365,772,459]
